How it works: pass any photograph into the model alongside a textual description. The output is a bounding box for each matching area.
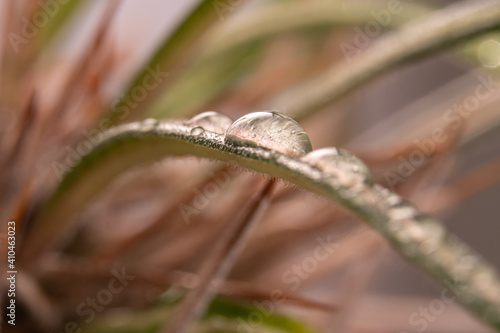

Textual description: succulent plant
[2,1,500,332]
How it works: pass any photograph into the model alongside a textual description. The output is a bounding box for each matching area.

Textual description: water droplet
[374,185,405,207]
[414,214,444,254]
[141,118,159,131]
[386,194,403,206]
[186,111,233,135]
[190,126,204,136]
[225,111,312,157]
[302,147,372,184]
[389,202,417,220]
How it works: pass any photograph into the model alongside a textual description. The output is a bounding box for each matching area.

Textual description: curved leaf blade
[21,120,500,330]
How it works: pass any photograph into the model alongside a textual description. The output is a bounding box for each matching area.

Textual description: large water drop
[186,111,233,135]
[225,111,312,157]
[303,147,372,185]
[414,214,445,255]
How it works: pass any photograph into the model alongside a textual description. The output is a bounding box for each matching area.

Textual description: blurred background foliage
[1,0,500,332]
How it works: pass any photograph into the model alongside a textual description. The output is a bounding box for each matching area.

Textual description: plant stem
[161,178,275,333]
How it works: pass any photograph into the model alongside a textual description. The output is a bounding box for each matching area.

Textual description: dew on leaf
[388,201,417,220]
[374,184,405,207]
[186,111,233,135]
[141,118,159,131]
[302,147,372,185]
[225,111,312,157]
[385,193,403,206]
[190,126,204,136]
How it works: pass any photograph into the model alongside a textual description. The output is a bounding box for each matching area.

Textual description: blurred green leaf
[85,296,318,333]
[266,0,500,119]
[147,44,260,119]
[104,0,228,125]
[39,0,87,48]
[23,120,500,329]
[463,30,500,75]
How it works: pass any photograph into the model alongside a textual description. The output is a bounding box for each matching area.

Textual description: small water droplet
[302,147,372,184]
[376,186,404,206]
[225,111,312,157]
[389,202,417,220]
[407,223,425,241]
[141,118,159,131]
[414,214,444,254]
[374,184,390,196]
[190,126,204,136]
[386,194,403,207]
[186,111,233,135]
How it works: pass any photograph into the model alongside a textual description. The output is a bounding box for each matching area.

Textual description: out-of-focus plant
[3,1,500,333]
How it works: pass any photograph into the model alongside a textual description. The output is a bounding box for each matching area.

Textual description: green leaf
[146,0,497,123]
[146,1,431,120]
[22,119,500,330]
[102,0,227,126]
[84,296,318,333]
[266,0,500,119]
[39,0,87,48]
[147,44,260,119]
